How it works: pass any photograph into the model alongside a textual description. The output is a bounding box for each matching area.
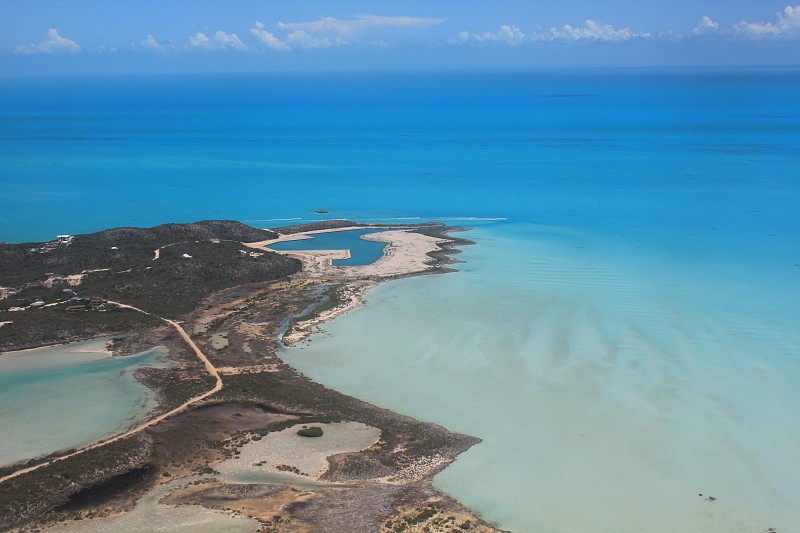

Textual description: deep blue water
[1,70,799,532]
[2,70,798,256]
[267,229,389,266]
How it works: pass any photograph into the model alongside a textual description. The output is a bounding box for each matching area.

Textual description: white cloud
[371,40,394,49]
[188,32,210,48]
[285,30,334,49]
[734,4,800,38]
[359,14,446,28]
[253,15,434,51]
[278,17,346,35]
[189,31,248,51]
[250,21,290,51]
[460,25,527,45]
[545,19,647,42]
[15,28,81,55]
[214,31,248,51]
[457,19,648,46]
[140,34,168,53]
[92,45,117,54]
[277,14,445,38]
[693,16,720,35]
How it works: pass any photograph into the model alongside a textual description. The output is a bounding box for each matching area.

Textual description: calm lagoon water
[1,70,798,532]
[0,339,166,466]
[267,228,389,266]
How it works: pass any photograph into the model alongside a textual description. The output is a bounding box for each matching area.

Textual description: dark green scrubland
[0,434,153,530]
[0,220,300,351]
[0,306,162,352]
[0,220,279,286]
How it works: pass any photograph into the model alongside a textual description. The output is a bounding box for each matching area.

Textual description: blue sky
[2,1,799,75]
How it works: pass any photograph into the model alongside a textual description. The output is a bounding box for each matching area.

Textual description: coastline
[0,337,111,357]
[248,226,458,345]
[0,221,503,533]
[1,68,796,533]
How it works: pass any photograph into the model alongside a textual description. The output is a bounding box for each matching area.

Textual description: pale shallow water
[0,339,167,466]
[284,222,800,533]
[268,229,389,266]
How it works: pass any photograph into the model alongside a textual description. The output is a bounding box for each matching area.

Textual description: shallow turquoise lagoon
[267,229,389,266]
[0,339,166,466]
[284,221,800,533]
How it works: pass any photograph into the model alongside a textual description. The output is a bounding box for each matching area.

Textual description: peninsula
[0,220,503,532]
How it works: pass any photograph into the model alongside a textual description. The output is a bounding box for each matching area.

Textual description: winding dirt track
[0,301,223,485]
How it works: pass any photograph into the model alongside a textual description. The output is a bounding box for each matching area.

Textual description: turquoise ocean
[1,70,799,532]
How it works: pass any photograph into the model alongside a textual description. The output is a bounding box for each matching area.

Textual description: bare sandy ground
[245,228,446,280]
[216,422,381,481]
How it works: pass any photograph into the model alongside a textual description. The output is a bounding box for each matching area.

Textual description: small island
[0,219,502,532]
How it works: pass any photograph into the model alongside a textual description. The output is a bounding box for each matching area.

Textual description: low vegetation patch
[297,426,324,438]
